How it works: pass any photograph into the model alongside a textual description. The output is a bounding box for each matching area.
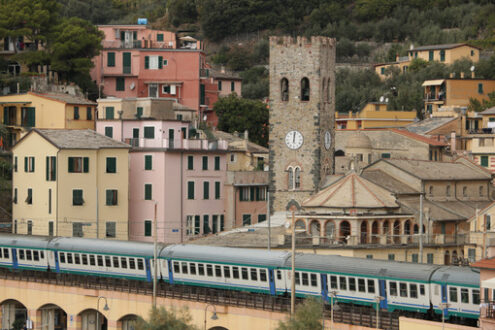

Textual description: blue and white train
[0,234,480,320]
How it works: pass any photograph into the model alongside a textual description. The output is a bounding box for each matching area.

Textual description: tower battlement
[269,36,336,49]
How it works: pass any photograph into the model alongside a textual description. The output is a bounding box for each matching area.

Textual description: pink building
[96,118,228,243]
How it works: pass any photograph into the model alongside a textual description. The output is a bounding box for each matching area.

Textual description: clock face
[324,131,331,150]
[285,130,303,150]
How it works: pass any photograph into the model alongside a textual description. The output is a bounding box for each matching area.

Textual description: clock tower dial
[285,130,303,150]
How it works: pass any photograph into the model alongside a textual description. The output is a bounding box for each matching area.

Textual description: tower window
[287,166,301,190]
[281,78,289,101]
[301,78,310,101]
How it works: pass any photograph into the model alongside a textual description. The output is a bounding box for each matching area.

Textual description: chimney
[221,66,225,74]
[244,129,249,140]
[348,110,353,118]
[449,73,454,78]
[450,131,456,152]
[460,72,465,79]
[471,71,475,79]
[396,53,400,62]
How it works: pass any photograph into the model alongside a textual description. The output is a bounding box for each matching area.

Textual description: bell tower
[268,36,336,213]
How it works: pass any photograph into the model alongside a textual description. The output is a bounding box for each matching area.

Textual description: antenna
[470,66,475,72]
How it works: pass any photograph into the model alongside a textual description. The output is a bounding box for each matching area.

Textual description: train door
[268,269,276,295]
[320,273,328,302]
[145,259,152,282]
[379,279,388,309]
[53,251,60,272]
[167,260,174,284]
[11,249,18,269]
[441,284,448,318]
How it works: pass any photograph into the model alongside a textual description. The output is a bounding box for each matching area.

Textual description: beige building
[335,102,416,129]
[12,129,130,239]
[0,92,96,150]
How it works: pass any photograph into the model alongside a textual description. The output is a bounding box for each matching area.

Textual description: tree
[277,298,323,330]
[167,0,198,27]
[214,94,269,147]
[135,306,198,330]
[469,92,495,113]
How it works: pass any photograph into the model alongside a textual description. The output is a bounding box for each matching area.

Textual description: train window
[461,288,469,303]
[449,287,458,302]
[40,251,44,259]
[121,257,127,269]
[330,276,338,289]
[33,251,39,261]
[260,269,267,282]
[251,268,258,281]
[129,258,135,269]
[473,289,480,305]
[173,261,180,273]
[89,255,96,266]
[224,266,230,278]
[137,259,144,270]
[302,273,309,286]
[389,282,397,296]
[207,265,213,277]
[399,283,407,297]
[59,252,65,263]
[339,276,347,290]
[182,262,189,274]
[310,274,317,287]
[19,249,25,260]
[67,253,73,264]
[358,279,366,292]
[82,254,88,265]
[215,265,222,277]
[105,256,111,267]
[26,250,32,260]
[113,256,119,268]
[198,264,205,276]
[349,278,356,292]
[410,284,418,299]
[241,267,248,280]
[232,267,239,279]
[420,284,425,296]
[74,254,81,265]
[3,248,9,259]
[295,272,301,285]
[97,255,104,267]
[367,279,375,294]
[277,270,282,280]
[190,263,196,275]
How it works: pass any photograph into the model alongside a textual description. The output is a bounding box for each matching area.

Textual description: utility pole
[419,187,424,263]
[290,208,296,317]
[153,201,158,308]
[267,191,271,251]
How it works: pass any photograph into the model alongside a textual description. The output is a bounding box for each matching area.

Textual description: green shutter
[215,182,220,199]
[68,157,73,172]
[137,107,143,118]
[200,84,205,105]
[24,157,28,172]
[256,187,260,201]
[32,157,35,171]
[145,184,152,200]
[145,56,149,69]
[250,187,255,201]
[187,155,193,170]
[203,215,210,234]
[74,106,79,120]
[203,181,209,200]
[239,188,244,201]
[218,81,222,91]
[107,52,115,67]
[83,157,89,173]
[116,77,125,91]
[481,156,489,167]
[202,156,208,170]
[87,107,92,120]
[479,83,484,94]
[145,155,152,170]
[231,81,235,92]
[214,156,220,170]
[106,157,116,173]
[145,221,152,237]
[46,156,49,180]
[188,181,194,199]
[144,127,154,139]
[123,52,131,74]
[105,126,113,138]
[429,51,433,61]
[106,107,114,119]
[157,34,164,42]
[106,190,112,205]
[158,56,163,69]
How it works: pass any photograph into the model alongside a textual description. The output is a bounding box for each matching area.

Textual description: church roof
[302,172,399,209]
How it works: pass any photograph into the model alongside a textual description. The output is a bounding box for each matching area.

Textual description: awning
[179,36,197,42]
[143,81,183,85]
[482,277,495,289]
[422,79,445,87]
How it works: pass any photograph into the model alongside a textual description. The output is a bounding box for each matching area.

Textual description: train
[0,234,480,320]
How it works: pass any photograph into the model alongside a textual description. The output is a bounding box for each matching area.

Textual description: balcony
[102,40,175,49]
[123,137,228,151]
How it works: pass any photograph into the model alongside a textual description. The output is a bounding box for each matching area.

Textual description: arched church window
[301,77,310,101]
[294,167,301,189]
[281,78,289,101]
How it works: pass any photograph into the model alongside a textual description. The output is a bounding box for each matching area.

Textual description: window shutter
[24,157,28,172]
[239,188,244,201]
[46,156,49,180]
[145,56,149,69]
[83,157,89,173]
[32,157,35,171]
[68,157,73,172]
[145,155,152,170]
[250,187,255,201]
[158,56,163,69]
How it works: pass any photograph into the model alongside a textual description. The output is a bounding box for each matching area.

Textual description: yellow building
[335,102,417,129]
[0,92,96,149]
[375,43,480,80]
[12,129,130,240]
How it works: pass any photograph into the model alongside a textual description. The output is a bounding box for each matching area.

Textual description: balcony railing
[102,40,175,49]
[123,137,228,150]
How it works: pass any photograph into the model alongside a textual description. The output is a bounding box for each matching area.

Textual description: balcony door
[149,84,158,98]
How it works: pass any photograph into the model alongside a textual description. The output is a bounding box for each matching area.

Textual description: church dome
[346,132,372,150]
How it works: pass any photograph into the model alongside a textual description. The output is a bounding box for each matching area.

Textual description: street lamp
[329,291,338,330]
[374,296,384,329]
[96,296,109,330]
[439,302,449,330]
[204,304,218,330]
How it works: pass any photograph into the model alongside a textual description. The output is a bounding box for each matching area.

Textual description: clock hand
[293,132,295,143]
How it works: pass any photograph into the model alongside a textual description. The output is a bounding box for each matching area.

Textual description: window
[473,289,480,305]
[194,215,200,235]
[137,259,144,270]
[388,254,395,261]
[461,288,469,303]
[27,221,32,235]
[74,106,79,120]
[381,67,385,74]
[19,250,25,260]
[74,254,81,265]
[481,155,489,167]
[358,278,366,292]
[87,107,92,120]
[144,55,164,70]
[389,282,397,296]
[214,182,221,199]
[479,83,484,94]
[190,263,196,275]
[105,126,113,138]
[46,156,56,181]
[198,264,205,276]
[429,51,434,61]
[121,257,127,269]
[381,153,390,159]
[106,222,116,238]
[242,214,251,226]
[281,78,289,101]
[97,255,103,267]
[427,253,434,264]
[21,107,35,127]
[14,157,17,172]
[145,155,152,170]
[258,214,266,223]
[218,81,222,91]
[368,279,375,293]
[67,253,73,264]
[463,186,467,197]
[449,287,458,302]
[231,81,235,92]
[73,222,83,237]
[144,220,152,237]
[48,221,53,236]
[13,188,17,204]
[330,276,338,289]
[366,255,373,259]
[223,266,230,278]
[106,190,118,206]
[89,255,95,266]
[26,188,32,204]
[232,266,240,279]
[420,285,425,296]
[144,126,155,139]
[106,107,114,119]
[203,215,210,234]
[68,157,89,173]
[24,156,35,172]
[301,77,310,101]
[183,262,189,274]
[200,84,205,105]
[107,52,115,67]
[187,156,194,170]
[412,254,418,263]
[339,276,347,290]
[440,50,445,62]
[136,107,143,119]
[187,182,194,199]
[349,277,356,291]
[214,156,220,170]
[144,184,152,200]
[73,190,84,205]
[33,251,39,261]
[410,284,418,298]
[203,181,209,199]
[106,157,117,173]
[157,33,164,42]
[116,77,125,91]
[399,283,408,297]
[207,265,213,276]
[202,156,208,170]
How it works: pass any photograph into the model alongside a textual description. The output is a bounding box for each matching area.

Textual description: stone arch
[0,299,27,330]
[404,220,411,243]
[371,221,379,244]
[360,221,368,244]
[301,77,310,101]
[452,250,458,264]
[77,308,107,330]
[327,78,331,103]
[118,314,138,330]
[325,220,335,239]
[339,221,351,243]
[295,219,306,232]
[335,149,345,156]
[310,220,321,237]
[36,303,68,330]
[393,220,401,244]
[413,224,419,234]
[209,327,229,330]
[383,220,391,244]
[294,167,301,189]
[281,78,289,101]
[322,78,327,102]
[444,250,450,265]
[480,185,484,197]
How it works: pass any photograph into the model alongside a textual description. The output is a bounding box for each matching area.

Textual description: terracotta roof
[405,117,457,135]
[481,106,495,115]
[389,128,447,146]
[302,172,399,209]
[29,92,96,105]
[35,129,129,149]
[361,169,418,194]
[472,258,495,269]
[411,43,480,51]
[209,69,242,80]
[210,130,268,153]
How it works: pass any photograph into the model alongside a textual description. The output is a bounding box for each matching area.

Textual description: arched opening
[429,186,433,195]
[371,221,379,244]
[327,78,331,102]
[446,185,451,197]
[281,78,289,101]
[462,186,467,197]
[38,303,67,330]
[383,220,391,244]
[393,220,401,244]
[310,220,321,237]
[295,219,306,233]
[1,299,27,330]
[287,166,294,190]
[209,327,229,330]
[452,250,458,264]
[335,150,345,157]
[294,167,301,189]
[480,186,484,196]
[78,309,107,330]
[301,77,310,101]
[322,78,327,102]
[325,221,335,240]
[444,250,450,265]
[360,221,368,244]
[404,220,411,243]
[118,314,138,330]
[413,224,419,234]
[339,221,351,244]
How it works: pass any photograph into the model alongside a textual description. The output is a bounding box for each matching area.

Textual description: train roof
[430,266,480,287]
[47,237,157,257]
[291,254,443,282]
[161,244,290,267]
[0,234,51,249]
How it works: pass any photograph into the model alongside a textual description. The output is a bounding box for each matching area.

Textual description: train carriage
[0,235,51,271]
